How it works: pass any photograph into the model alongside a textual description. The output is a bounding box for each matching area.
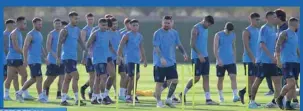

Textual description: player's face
[204,21,212,28]
[99,22,108,31]
[289,21,299,29]
[131,23,139,32]
[34,21,43,31]
[162,19,172,30]
[126,23,131,30]
[251,17,261,27]
[267,14,278,25]
[111,21,118,30]
[86,17,94,25]
[19,20,27,30]
[70,16,79,25]
[54,21,62,30]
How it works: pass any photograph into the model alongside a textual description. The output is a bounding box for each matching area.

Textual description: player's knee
[194,77,200,82]
[171,79,178,84]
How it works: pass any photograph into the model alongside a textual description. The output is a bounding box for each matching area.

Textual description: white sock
[250,100,255,103]
[205,92,211,100]
[42,90,47,95]
[39,93,44,99]
[232,89,238,98]
[101,93,104,99]
[74,92,78,101]
[120,88,126,97]
[104,89,109,97]
[184,88,190,95]
[17,90,24,95]
[97,93,101,100]
[126,95,131,99]
[24,90,30,96]
[218,90,224,99]
[61,93,67,102]
[4,88,9,97]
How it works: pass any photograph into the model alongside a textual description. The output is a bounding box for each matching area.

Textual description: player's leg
[216,65,225,103]
[60,60,74,105]
[99,63,110,105]
[4,65,18,100]
[249,63,265,108]
[118,61,127,100]
[12,73,20,93]
[291,63,299,108]
[268,65,282,108]
[68,60,86,106]
[125,63,135,103]
[153,66,165,108]
[227,64,239,102]
[33,64,44,103]
[104,59,115,103]
[18,64,34,100]
[265,75,274,96]
[43,64,58,100]
[134,64,140,103]
[165,65,178,108]
[56,64,65,99]
[91,63,104,104]
[81,58,94,100]
[4,65,7,82]
[202,58,218,105]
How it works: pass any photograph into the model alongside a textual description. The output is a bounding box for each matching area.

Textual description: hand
[144,60,147,67]
[252,58,256,65]
[198,54,205,63]
[160,57,167,67]
[45,58,50,65]
[217,59,223,67]
[23,60,28,67]
[183,54,188,61]
[56,59,61,66]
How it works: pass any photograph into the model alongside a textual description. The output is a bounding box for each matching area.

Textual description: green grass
[4,64,300,111]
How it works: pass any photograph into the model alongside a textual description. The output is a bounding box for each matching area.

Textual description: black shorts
[62,59,77,74]
[113,60,126,73]
[192,57,210,76]
[126,63,140,77]
[216,64,237,77]
[94,63,107,76]
[46,64,65,76]
[256,63,281,78]
[29,63,42,77]
[243,62,257,77]
[7,59,23,67]
[4,65,7,76]
[85,58,95,73]
[154,64,178,82]
[282,62,300,79]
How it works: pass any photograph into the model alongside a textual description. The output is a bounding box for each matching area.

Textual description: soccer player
[3,19,19,100]
[213,22,239,103]
[80,13,95,100]
[153,16,188,108]
[179,15,218,105]
[57,11,87,106]
[16,17,48,103]
[5,16,34,101]
[238,13,261,104]
[117,19,147,103]
[86,18,112,105]
[275,17,299,110]
[249,11,282,109]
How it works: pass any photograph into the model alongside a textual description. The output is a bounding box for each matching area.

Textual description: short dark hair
[110,17,117,22]
[107,18,112,27]
[124,18,131,24]
[275,9,286,22]
[98,18,108,23]
[61,21,68,25]
[5,19,15,24]
[289,17,299,22]
[68,11,78,17]
[130,19,139,24]
[105,14,113,19]
[163,15,172,20]
[32,17,42,23]
[204,15,214,24]
[225,22,234,31]
[16,16,25,22]
[265,11,276,18]
[53,18,61,23]
[250,12,260,19]
[86,13,94,17]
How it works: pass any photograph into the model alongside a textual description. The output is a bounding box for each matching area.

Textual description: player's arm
[23,34,33,63]
[109,42,116,56]
[85,31,97,58]
[78,32,87,52]
[213,33,220,61]
[297,47,300,58]
[139,38,147,63]
[4,34,9,54]
[242,29,255,62]
[81,29,87,59]
[153,32,163,58]
[117,35,128,58]
[57,28,67,59]
[41,46,48,63]
[190,26,202,56]
[275,31,287,62]
[233,35,236,63]
[46,33,56,59]
[11,32,23,54]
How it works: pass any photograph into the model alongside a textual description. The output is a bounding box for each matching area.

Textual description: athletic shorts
[243,62,257,76]
[113,60,126,73]
[256,63,281,78]
[192,57,210,76]
[4,65,7,76]
[85,58,95,73]
[154,64,178,82]
[29,63,42,77]
[94,63,107,76]
[7,59,23,67]
[126,63,140,77]
[62,59,77,74]
[282,62,300,79]
[46,64,65,76]
[216,64,237,77]
[107,57,113,63]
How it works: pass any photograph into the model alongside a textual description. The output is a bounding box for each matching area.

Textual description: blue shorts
[216,64,237,77]
[154,64,178,82]
[85,58,95,73]
[107,57,113,63]
[243,62,257,76]
[7,59,23,67]
[113,60,126,73]
[282,62,300,79]
[192,57,210,76]
[46,64,65,76]
[4,65,7,76]
[256,63,280,79]
[29,63,42,77]
[126,63,140,77]
[94,63,107,76]
[62,59,77,74]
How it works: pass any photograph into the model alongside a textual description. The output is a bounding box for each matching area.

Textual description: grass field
[4,64,300,111]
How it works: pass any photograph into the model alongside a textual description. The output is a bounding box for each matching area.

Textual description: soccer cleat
[276,97,284,109]
[233,96,240,102]
[178,93,186,103]
[264,90,274,96]
[60,101,71,106]
[56,96,61,99]
[291,102,300,108]
[135,96,140,103]
[23,94,35,100]
[206,99,219,105]
[38,97,48,103]
[157,101,165,108]
[80,87,86,100]
[265,101,278,108]
[285,104,296,110]
[105,96,114,103]
[219,97,224,103]
[172,97,180,103]
[119,96,126,101]
[4,96,12,101]
[16,93,24,103]
[248,102,258,109]
[165,99,176,108]
[75,100,86,106]
[91,99,101,104]
[238,90,245,104]
[102,98,111,105]
[125,97,133,103]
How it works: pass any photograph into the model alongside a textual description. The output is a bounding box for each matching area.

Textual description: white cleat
[264,102,278,108]
[38,97,48,103]
[157,101,165,108]
[4,96,13,101]
[16,93,24,103]
[165,99,176,108]
[23,94,35,100]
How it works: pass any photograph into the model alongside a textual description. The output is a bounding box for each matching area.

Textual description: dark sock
[249,95,251,100]
[57,91,61,97]
[45,87,50,96]
[293,99,298,103]
[241,87,246,92]
[82,84,89,89]
[167,83,178,98]
[272,99,276,104]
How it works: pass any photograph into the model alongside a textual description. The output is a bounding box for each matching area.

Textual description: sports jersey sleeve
[259,26,267,44]
[153,31,160,47]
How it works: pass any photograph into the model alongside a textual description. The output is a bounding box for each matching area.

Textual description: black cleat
[285,105,296,110]
[239,90,246,104]
[105,96,114,103]
[80,87,86,100]
[102,98,111,105]
[179,93,187,103]
[91,99,101,104]
[75,100,86,106]
[135,96,140,103]
[60,101,71,106]
[276,96,284,110]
